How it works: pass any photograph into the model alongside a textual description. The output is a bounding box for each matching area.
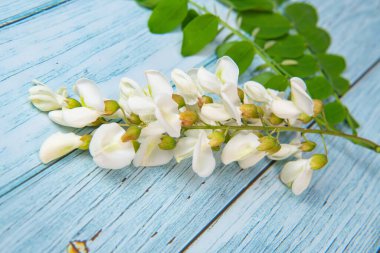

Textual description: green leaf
[136,0,160,9]
[181,14,219,56]
[216,41,255,74]
[305,76,334,99]
[324,101,346,125]
[318,54,346,77]
[285,3,318,33]
[251,72,275,83]
[181,9,198,29]
[330,76,350,95]
[264,75,289,91]
[220,0,274,11]
[241,12,291,39]
[301,27,331,53]
[282,54,318,78]
[266,35,306,58]
[148,0,188,34]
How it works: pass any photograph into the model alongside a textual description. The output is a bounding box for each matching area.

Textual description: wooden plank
[185,62,380,253]
[0,0,378,253]
[0,0,71,28]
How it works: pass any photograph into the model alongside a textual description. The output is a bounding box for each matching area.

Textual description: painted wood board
[186,62,380,253]
[0,0,378,252]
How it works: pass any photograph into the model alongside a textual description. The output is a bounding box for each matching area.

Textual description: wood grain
[186,62,380,253]
[0,0,378,252]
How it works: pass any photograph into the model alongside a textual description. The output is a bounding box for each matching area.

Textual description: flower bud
[208,131,225,148]
[240,104,262,119]
[104,100,120,115]
[180,110,198,126]
[131,140,140,152]
[172,94,185,109]
[300,141,316,152]
[128,113,142,124]
[197,95,213,108]
[257,136,281,155]
[158,135,176,150]
[65,98,81,109]
[298,113,312,124]
[121,126,141,142]
[313,99,323,116]
[89,117,104,126]
[79,134,92,150]
[268,113,283,125]
[237,88,244,102]
[310,154,328,170]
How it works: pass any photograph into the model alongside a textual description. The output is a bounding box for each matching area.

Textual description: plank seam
[180,57,380,252]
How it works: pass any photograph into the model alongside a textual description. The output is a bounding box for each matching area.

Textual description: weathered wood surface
[0,0,379,252]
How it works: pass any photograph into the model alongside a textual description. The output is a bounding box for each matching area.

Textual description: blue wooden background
[0,0,379,252]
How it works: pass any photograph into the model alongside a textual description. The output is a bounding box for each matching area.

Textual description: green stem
[182,125,380,152]
[188,0,290,78]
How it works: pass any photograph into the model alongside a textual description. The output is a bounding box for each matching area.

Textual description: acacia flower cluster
[30,57,371,195]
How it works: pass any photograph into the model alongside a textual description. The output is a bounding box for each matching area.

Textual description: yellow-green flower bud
[89,117,104,126]
[310,154,328,170]
[313,99,323,116]
[104,100,120,115]
[208,131,225,148]
[121,126,141,142]
[268,113,283,125]
[180,110,198,126]
[172,94,185,109]
[197,95,213,108]
[65,98,81,109]
[128,113,142,125]
[158,135,176,150]
[79,134,92,150]
[237,88,244,103]
[240,104,262,119]
[131,140,140,152]
[257,136,281,155]
[298,113,312,123]
[300,141,316,152]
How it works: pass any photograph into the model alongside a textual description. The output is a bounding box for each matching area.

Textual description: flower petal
[192,131,215,177]
[174,136,198,162]
[171,68,200,105]
[127,96,156,116]
[290,77,314,116]
[145,70,173,98]
[119,77,145,99]
[62,107,101,128]
[154,95,181,137]
[90,123,135,169]
[74,78,104,112]
[221,132,260,164]
[215,56,239,85]
[268,144,299,160]
[238,150,266,169]
[133,135,173,167]
[201,103,232,122]
[140,121,166,138]
[271,99,302,119]
[39,132,82,163]
[221,82,242,125]
[292,166,313,195]
[197,67,221,94]
[243,81,271,103]
[280,159,308,184]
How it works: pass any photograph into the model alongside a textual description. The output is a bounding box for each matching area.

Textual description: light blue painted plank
[0,0,378,253]
[0,0,71,27]
[186,62,380,253]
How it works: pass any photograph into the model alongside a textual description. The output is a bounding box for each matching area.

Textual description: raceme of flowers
[30,56,328,195]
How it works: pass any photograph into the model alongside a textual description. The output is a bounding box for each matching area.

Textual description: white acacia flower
[243,81,272,103]
[48,78,104,128]
[89,123,135,169]
[39,132,83,163]
[133,135,173,167]
[271,78,313,121]
[280,159,313,195]
[171,68,202,105]
[268,143,300,160]
[201,103,232,122]
[29,81,67,111]
[221,132,266,169]
[192,131,216,177]
[197,56,242,125]
[119,71,181,137]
